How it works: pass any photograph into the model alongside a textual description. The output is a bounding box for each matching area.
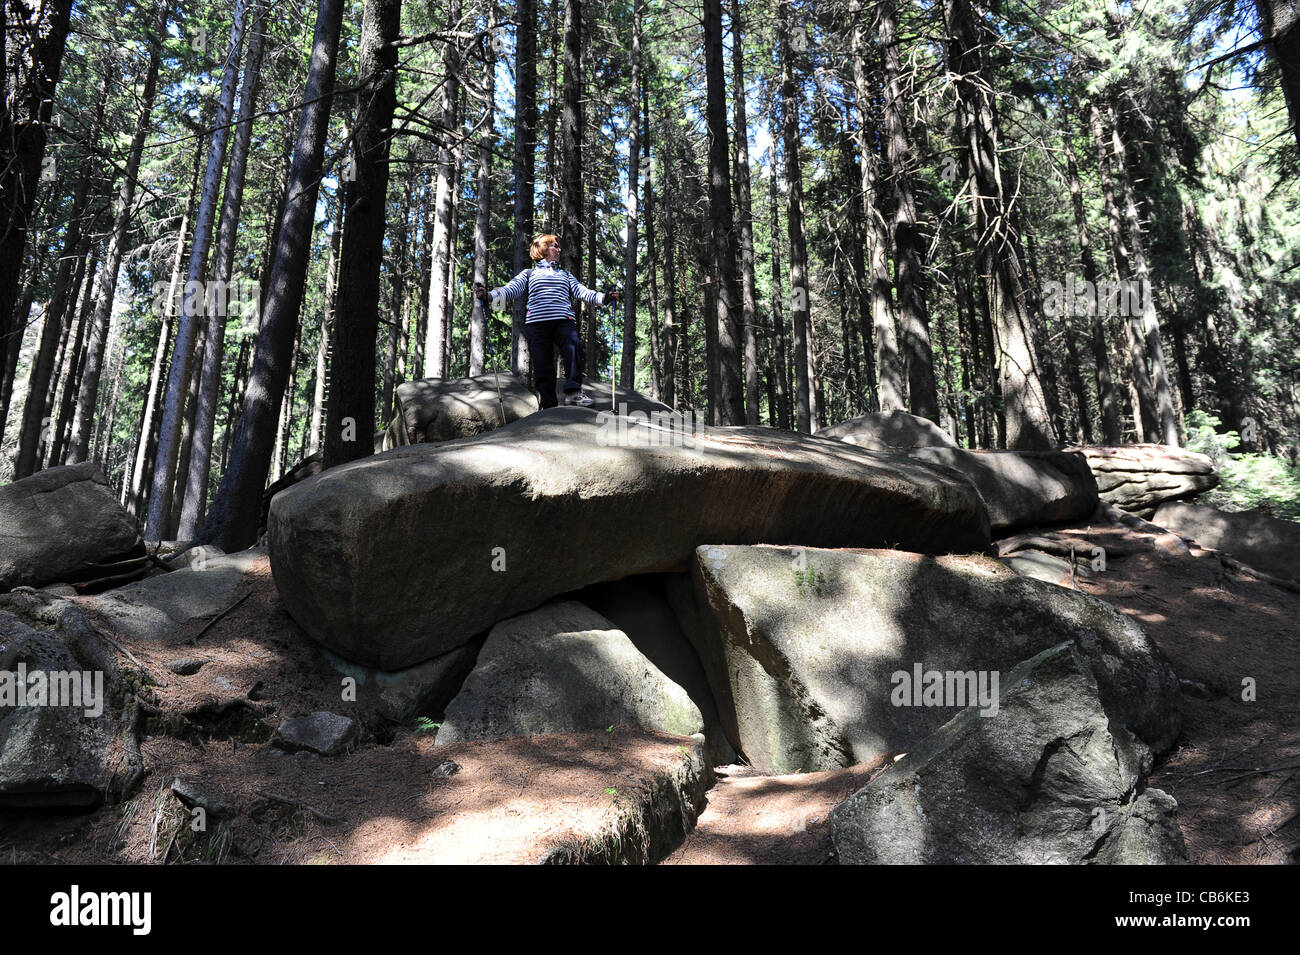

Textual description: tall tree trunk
[0,0,73,388]
[53,240,101,465]
[202,0,344,551]
[849,1,902,413]
[768,167,791,431]
[179,0,268,537]
[423,0,462,378]
[617,1,644,390]
[308,198,343,456]
[511,0,538,377]
[146,0,246,534]
[325,0,401,468]
[944,0,1054,450]
[730,0,760,423]
[66,0,169,466]
[560,0,584,281]
[1255,0,1300,151]
[703,0,743,423]
[661,127,678,409]
[469,3,494,379]
[779,1,812,433]
[1111,108,1179,446]
[880,0,938,421]
[1065,124,1120,443]
[1089,100,1158,441]
[643,87,662,401]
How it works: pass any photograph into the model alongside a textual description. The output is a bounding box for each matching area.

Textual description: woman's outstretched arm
[487,268,532,308]
[566,273,610,307]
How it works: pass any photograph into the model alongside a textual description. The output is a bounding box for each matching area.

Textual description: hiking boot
[563,391,595,407]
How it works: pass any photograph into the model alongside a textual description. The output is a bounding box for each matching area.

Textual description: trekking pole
[608,291,619,412]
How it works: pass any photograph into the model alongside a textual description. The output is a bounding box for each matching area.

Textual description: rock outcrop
[1072,445,1217,513]
[816,410,956,451]
[0,591,137,807]
[830,642,1188,864]
[1154,502,1300,584]
[907,447,1098,533]
[268,408,992,669]
[672,544,1179,773]
[0,463,143,592]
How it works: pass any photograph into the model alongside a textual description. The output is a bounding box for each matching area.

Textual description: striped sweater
[487,259,609,323]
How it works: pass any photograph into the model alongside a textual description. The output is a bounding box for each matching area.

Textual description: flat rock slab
[85,549,266,644]
[1154,502,1300,584]
[681,544,1180,773]
[908,447,1098,533]
[830,642,1189,864]
[1072,444,1217,513]
[816,410,956,451]
[269,408,992,669]
[272,712,358,756]
[0,463,143,592]
[386,374,540,448]
[435,600,702,745]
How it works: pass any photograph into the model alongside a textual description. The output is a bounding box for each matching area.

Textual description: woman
[475,234,620,408]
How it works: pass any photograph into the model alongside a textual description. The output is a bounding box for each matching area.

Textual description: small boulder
[0,463,143,592]
[271,712,358,756]
[829,642,1189,864]
[816,410,957,451]
[435,600,703,746]
[321,642,481,722]
[385,374,539,447]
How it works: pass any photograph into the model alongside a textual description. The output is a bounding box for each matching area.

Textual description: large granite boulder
[1072,445,1217,513]
[0,463,143,592]
[671,544,1179,773]
[0,591,135,807]
[907,447,1098,534]
[1154,502,1300,584]
[384,374,540,448]
[435,600,702,745]
[816,410,956,451]
[830,642,1188,864]
[269,408,992,669]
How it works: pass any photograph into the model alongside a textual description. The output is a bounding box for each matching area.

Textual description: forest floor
[0,516,1295,865]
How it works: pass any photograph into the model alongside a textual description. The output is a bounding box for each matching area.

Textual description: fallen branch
[254,790,344,825]
[185,591,252,644]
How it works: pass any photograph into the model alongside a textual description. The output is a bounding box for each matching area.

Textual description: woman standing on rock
[475,234,620,409]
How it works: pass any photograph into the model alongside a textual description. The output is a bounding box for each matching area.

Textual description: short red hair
[530,233,559,261]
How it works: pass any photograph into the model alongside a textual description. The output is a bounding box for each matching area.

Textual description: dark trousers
[524,318,583,409]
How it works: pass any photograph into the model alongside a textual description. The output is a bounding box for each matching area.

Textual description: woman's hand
[604,288,622,307]
[474,282,488,303]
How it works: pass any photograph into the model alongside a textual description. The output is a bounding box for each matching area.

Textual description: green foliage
[1184,411,1300,521]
